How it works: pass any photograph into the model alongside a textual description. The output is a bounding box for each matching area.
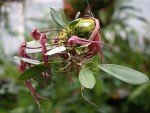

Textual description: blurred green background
[0,0,150,113]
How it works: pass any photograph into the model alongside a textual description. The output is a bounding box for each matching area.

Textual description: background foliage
[0,0,150,113]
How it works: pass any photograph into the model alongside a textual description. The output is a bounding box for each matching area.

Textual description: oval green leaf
[18,63,45,80]
[78,67,96,89]
[98,64,149,84]
[18,61,61,80]
[50,8,67,28]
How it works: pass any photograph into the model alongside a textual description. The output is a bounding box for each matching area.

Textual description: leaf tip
[18,76,23,80]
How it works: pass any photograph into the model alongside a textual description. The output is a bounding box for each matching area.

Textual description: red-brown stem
[39,29,62,33]
[39,34,49,67]
[19,43,41,108]
[25,80,41,108]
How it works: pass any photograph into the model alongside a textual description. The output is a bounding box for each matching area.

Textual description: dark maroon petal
[39,34,49,67]
[67,33,105,62]
[67,36,89,45]
[89,33,100,52]
[25,80,41,108]
[68,35,106,46]
[18,42,41,107]
[89,19,100,41]
[31,28,41,40]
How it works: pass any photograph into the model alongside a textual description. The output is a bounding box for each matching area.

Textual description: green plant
[14,8,149,109]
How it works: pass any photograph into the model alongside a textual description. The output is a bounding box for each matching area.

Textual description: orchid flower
[15,8,149,108]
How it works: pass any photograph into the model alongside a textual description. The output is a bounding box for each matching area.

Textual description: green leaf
[18,63,46,80]
[68,19,80,35]
[98,64,149,84]
[50,8,67,28]
[18,61,62,80]
[69,19,80,27]
[59,8,68,24]
[78,67,96,89]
